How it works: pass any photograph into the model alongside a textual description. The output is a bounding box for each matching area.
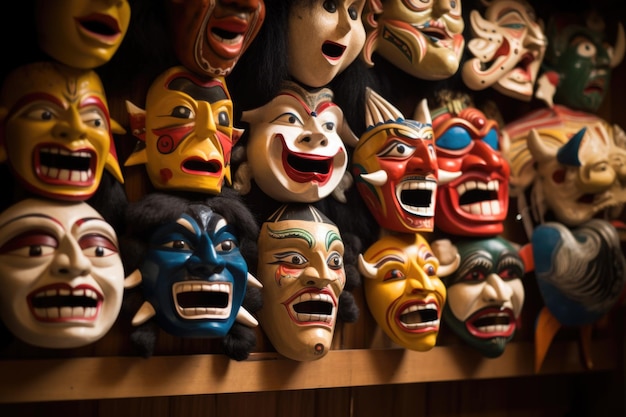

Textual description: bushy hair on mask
[120,190,261,360]
[228,0,375,134]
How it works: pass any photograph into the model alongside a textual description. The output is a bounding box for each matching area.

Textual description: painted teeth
[34,306,98,319]
[174,282,231,294]
[461,200,502,215]
[399,303,439,329]
[396,179,436,216]
[473,312,512,334]
[290,292,334,324]
[456,180,502,215]
[457,179,499,194]
[32,288,100,320]
[475,324,511,333]
[35,287,99,300]
[39,147,93,182]
[173,281,232,319]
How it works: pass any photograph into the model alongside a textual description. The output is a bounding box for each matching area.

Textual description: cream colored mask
[126,66,240,194]
[35,0,131,69]
[287,0,366,87]
[0,198,125,348]
[503,106,626,230]
[235,81,357,202]
[257,204,346,361]
[526,126,625,227]
[362,0,465,80]
[359,234,459,351]
[462,0,547,101]
[0,61,125,201]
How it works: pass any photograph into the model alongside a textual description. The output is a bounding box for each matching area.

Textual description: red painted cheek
[276,264,302,285]
[160,168,173,184]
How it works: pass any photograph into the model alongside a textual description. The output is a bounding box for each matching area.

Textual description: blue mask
[141,206,248,338]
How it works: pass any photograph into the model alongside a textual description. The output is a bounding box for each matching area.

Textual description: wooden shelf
[0,340,617,404]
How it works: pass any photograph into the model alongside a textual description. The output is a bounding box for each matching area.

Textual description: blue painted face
[141,206,248,338]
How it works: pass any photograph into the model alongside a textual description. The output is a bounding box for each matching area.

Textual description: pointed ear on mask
[111,117,126,135]
[124,100,148,167]
[126,100,146,140]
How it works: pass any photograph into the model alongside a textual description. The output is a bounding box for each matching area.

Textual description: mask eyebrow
[325,230,342,251]
[0,213,60,229]
[267,226,315,249]
[176,216,197,233]
[168,77,228,104]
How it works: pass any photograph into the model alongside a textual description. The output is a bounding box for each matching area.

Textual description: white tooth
[491,200,501,215]
[481,201,492,215]
[59,169,71,180]
[73,306,85,317]
[87,307,97,318]
[60,307,72,318]
[70,170,80,182]
[457,183,466,195]
[477,182,487,190]
[59,149,70,156]
[34,308,46,318]
[81,171,89,182]
[50,148,59,155]
[193,284,202,292]
[48,308,59,318]
[41,165,49,176]
[87,168,93,179]
[220,283,228,293]
[59,289,70,296]
[470,203,481,214]
[466,180,477,190]
[46,289,57,296]
[74,289,84,297]
[183,284,192,292]
[49,167,59,178]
